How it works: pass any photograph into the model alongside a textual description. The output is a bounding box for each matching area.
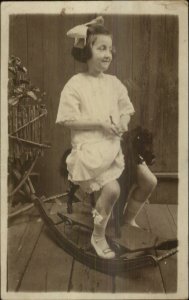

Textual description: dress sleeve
[116,77,135,117]
[56,81,81,124]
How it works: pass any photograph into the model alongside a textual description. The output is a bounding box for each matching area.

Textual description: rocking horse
[33,126,178,274]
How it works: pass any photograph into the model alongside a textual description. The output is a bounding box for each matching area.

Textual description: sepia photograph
[1,1,188,299]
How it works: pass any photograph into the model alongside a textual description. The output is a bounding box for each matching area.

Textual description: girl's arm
[63,119,102,130]
[120,114,131,132]
[62,119,120,136]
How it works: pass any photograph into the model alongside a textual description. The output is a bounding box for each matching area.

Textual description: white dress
[56,72,135,193]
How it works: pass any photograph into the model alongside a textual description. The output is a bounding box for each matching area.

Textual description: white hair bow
[66,16,104,48]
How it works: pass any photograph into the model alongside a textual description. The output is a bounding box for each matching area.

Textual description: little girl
[56,17,157,259]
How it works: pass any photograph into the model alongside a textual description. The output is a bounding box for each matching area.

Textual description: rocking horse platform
[33,193,178,275]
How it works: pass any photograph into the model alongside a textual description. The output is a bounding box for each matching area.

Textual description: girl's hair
[71,25,113,63]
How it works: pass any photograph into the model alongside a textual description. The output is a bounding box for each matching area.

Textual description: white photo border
[1,1,188,299]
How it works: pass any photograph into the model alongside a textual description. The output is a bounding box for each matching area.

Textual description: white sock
[124,199,146,227]
[91,209,115,258]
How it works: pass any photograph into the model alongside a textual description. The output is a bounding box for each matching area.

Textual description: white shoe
[91,234,115,259]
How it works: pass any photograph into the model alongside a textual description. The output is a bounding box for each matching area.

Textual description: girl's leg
[91,180,120,259]
[124,163,157,227]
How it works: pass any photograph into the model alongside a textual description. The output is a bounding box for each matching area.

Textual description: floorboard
[45,228,75,292]
[8,221,28,291]
[69,229,114,293]
[145,204,177,237]
[115,205,165,293]
[151,180,178,204]
[8,203,177,293]
[8,215,43,291]
[18,204,75,292]
[167,204,177,227]
[145,204,177,293]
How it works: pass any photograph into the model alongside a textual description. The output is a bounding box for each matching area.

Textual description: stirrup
[91,234,115,259]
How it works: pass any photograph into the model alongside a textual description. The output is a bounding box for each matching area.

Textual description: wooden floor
[8,202,177,293]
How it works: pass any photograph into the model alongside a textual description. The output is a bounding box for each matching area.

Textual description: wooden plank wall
[9,14,178,199]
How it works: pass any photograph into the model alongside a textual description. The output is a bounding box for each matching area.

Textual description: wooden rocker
[32,127,178,275]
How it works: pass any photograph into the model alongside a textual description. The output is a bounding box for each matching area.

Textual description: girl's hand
[119,115,130,133]
[101,122,121,137]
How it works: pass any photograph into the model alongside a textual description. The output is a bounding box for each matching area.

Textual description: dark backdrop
[9,14,178,201]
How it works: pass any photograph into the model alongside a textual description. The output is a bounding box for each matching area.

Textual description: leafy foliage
[8,55,46,106]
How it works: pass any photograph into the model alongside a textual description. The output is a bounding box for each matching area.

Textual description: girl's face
[87,34,113,74]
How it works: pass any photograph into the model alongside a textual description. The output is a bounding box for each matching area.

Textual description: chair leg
[90,193,96,208]
[67,182,78,214]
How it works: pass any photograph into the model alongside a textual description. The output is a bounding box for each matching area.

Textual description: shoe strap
[92,236,114,253]
[93,236,105,243]
[92,209,103,225]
